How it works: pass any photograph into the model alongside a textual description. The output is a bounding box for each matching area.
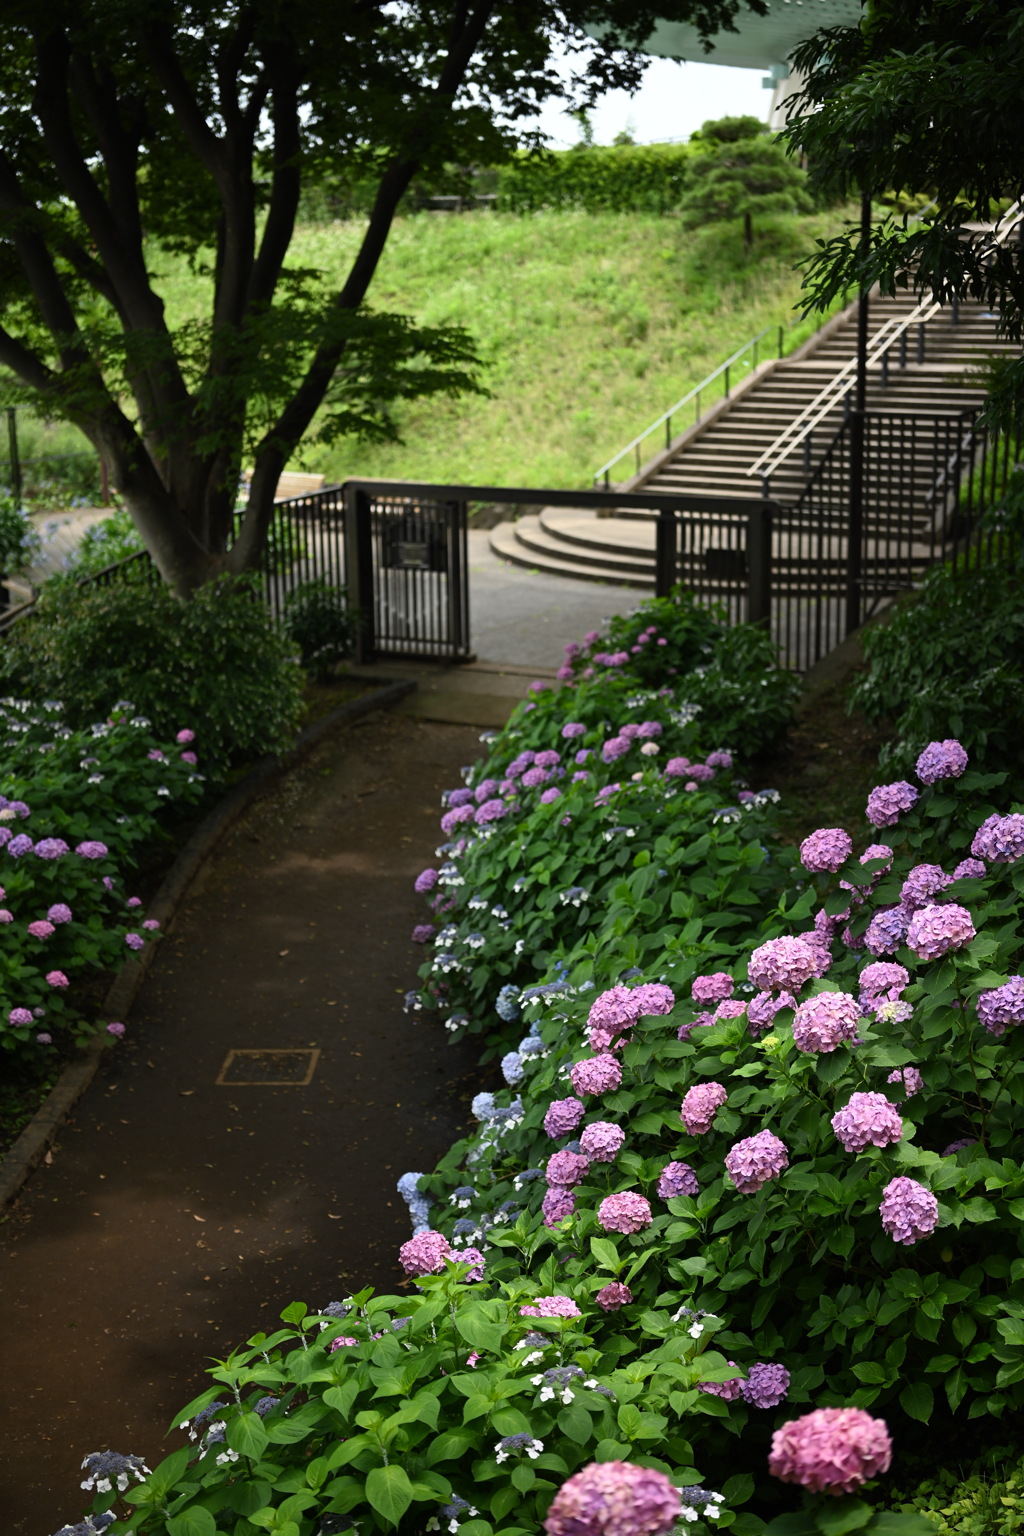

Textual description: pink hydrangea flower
[580,1121,625,1163]
[546,1151,590,1188]
[74,841,108,859]
[724,1130,789,1193]
[831,1092,903,1153]
[866,781,919,828]
[915,739,968,784]
[748,936,820,994]
[706,750,732,769]
[879,1176,938,1244]
[181,751,198,765]
[714,998,747,1022]
[680,1081,727,1134]
[597,1192,652,1234]
[906,903,975,960]
[27,919,55,939]
[520,1295,581,1319]
[595,1282,633,1312]
[791,992,860,1053]
[664,758,691,778]
[887,1065,923,1099]
[977,977,1024,1036]
[858,961,909,1005]
[399,1230,453,1276]
[899,863,951,912]
[8,1007,33,1026]
[657,1161,699,1199]
[125,933,145,951]
[747,990,795,1037]
[570,1054,622,1097]
[691,973,734,1004]
[440,805,474,837]
[329,1335,359,1352]
[800,827,853,873]
[544,1459,680,1536]
[769,1408,892,1495]
[698,1365,743,1401]
[543,1187,577,1226]
[456,1246,486,1282]
[544,1097,586,1138]
[46,971,69,988]
[176,729,195,744]
[586,982,674,1051]
[106,1022,126,1038]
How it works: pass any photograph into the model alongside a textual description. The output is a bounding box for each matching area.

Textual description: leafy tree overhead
[783,0,1024,427]
[680,134,815,247]
[0,0,766,598]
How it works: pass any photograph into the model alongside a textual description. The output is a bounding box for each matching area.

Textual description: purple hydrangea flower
[663,757,691,778]
[680,1081,727,1134]
[543,1459,680,1536]
[706,749,732,768]
[832,1092,903,1152]
[580,1121,625,1163]
[540,787,562,804]
[791,992,860,1053]
[899,864,951,912]
[562,722,586,739]
[906,903,975,960]
[47,903,73,924]
[699,1365,743,1402]
[595,1281,633,1311]
[971,813,1024,864]
[741,1363,791,1408]
[691,973,734,1004]
[411,924,436,943]
[976,977,1024,1037]
[714,998,747,1022]
[415,868,439,892]
[747,989,795,1037]
[34,838,70,860]
[475,798,508,823]
[546,1151,590,1188]
[866,781,919,828]
[724,1129,789,1193]
[8,1007,33,1026]
[520,1295,581,1319]
[7,834,34,857]
[75,841,109,859]
[687,763,715,783]
[858,961,909,1004]
[657,1161,699,1199]
[107,1022,126,1038]
[125,933,145,951]
[799,828,853,873]
[544,1097,586,1138]
[535,750,561,769]
[597,1192,652,1234]
[769,1409,892,1495]
[440,805,474,836]
[542,1187,577,1226]
[863,906,910,957]
[602,736,631,763]
[570,1055,622,1096]
[887,1066,923,1099]
[916,739,968,785]
[473,778,499,803]
[952,858,986,880]
[748,936,820,994]
[879,1176,938,1244]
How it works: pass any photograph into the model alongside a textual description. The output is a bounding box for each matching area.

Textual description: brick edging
[0,677,416,1212]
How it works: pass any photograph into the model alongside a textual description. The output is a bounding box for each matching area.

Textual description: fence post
[654,508,677,598]
[6,408,21,504]
[343,483,375,663]
[747,505,772,626]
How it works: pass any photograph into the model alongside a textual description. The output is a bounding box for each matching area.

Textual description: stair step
[488,518,654,586]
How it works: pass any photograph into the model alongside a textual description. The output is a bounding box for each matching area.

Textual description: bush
[0,492,41,573]
[282,579,356,680]
[888,1450,1024,1534]
[0,576,305,775]
[496,143,696,215]
[44,505,145,586]
[850,563,1024,800]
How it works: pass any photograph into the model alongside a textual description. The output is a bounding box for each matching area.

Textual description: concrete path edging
[0,676,416,1214]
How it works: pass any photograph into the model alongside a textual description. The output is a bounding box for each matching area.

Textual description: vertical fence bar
[655,508,677,597]
[344,484,375,662]
[747,505,772,625]
[6,408,21,503]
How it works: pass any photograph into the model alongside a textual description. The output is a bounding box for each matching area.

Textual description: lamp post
[845,186,872,636]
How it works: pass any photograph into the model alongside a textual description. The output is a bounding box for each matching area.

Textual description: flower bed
[64,602,992,1536]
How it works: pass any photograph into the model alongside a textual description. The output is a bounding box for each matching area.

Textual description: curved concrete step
[488,517,654,587]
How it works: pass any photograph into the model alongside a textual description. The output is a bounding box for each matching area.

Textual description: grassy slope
[146,204,854,492]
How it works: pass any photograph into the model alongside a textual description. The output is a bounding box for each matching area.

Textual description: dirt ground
[0,709,484,1536]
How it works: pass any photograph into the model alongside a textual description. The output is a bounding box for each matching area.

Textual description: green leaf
[366,1464,415,1526]
[226,1412,269,1460]
[324,1380,361,1422]
[762,1515,817,1536]
[815,1499,873,1536]
[455,1306,506,1356]
[167,1512,218,1536]
[899,1381,934,1424]
[866,1515,940,1535]
[590,1236,622,1272]
[280,1301,308,1325]
[229,1481,273,1517]
[511,1463,536,1492]
[557,1401,594,1445]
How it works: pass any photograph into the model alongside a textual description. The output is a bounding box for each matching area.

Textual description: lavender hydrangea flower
[791,992,860,1053]
[698,1365,743,1401]
[769,1408,892,1495]
[952,858,986,880]
[864,906,910,957]
[597,1192,652,1234]
[75,841,109,859]
[540,787,562,804]
[47,903,72,924]
[411,924,436,943]
[544,1097,586,1138]
[747,989,795,1037]
[440,805,474,836]
[724,1130,789,1193]
[546,1150,590,1188]
[562,722,586,738]
[748,936,820,994]
[976,977,1024,1036]
[596,1281,633,1311]
[543,1187,577,1226]
[680,1082,727,1135]
[887,1065,923,1099]
[879,1176,938,1244]
[602,736,632,762]
[741,1362,791,1408]
[657,1161,699,1199]
[580,1121,625,1163]
[34,838,70,860]
[799,828,853,873]
[475,798,508,823]
[971,813,1024,864]
[691,973,734,1004]
[79,1451,150,1494]
[866,781,919,829]
[915,739,968,785]
[399,1230,452,1276]
[543,1460,680,1536]
[899,863,951,912]
[519,1295,581,1319]
[7,833,33,857]
[8,1007,33,1025]
[832,1092,903,1153]
[906,903,975,960]
[858,961,909,1005]
[570,1054,622,1096]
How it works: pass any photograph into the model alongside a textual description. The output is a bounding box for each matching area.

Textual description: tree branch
[248,68,302,310]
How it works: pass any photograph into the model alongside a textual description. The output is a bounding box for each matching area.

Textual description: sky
[528,55,769,148]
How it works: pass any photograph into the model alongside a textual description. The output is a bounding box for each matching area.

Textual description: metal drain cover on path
[216,1048,321,1086]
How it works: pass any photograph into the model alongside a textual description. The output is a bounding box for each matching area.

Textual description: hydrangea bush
[0,698,204,1064]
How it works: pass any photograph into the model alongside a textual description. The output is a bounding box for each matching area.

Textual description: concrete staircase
[490,294,1017,586]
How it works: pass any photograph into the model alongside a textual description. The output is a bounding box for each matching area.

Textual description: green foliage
[849,563,1024,799]
[680,139,816,246]
[45,507,144,585]
[888,1450,1024,1535]
[0,577,304,776]
[0,493,41,570]
[282,580,356,680]
[691,117,768,146]
[496,143,696,214]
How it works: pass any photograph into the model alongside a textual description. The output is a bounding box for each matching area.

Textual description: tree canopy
[783,0,1024,426]
[0,0,766,596]
[680,133,814,247]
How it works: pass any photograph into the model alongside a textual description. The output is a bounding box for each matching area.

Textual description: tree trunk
[743,209,754,248]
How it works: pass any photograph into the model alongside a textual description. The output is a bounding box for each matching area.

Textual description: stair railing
[748,202,1023,498]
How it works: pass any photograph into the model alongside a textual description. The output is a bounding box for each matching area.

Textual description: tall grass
[153,204,857,490]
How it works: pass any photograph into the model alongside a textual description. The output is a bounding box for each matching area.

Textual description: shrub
[0,576,304,775]
[888,1450,1024,1535]
[282,579,356,680]
[850,563,1024,800]
[0,491,41,573]
[496,143,696,215]
[44,505,145,585]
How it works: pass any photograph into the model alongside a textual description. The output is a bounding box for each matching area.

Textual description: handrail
[747,202,1023,493]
